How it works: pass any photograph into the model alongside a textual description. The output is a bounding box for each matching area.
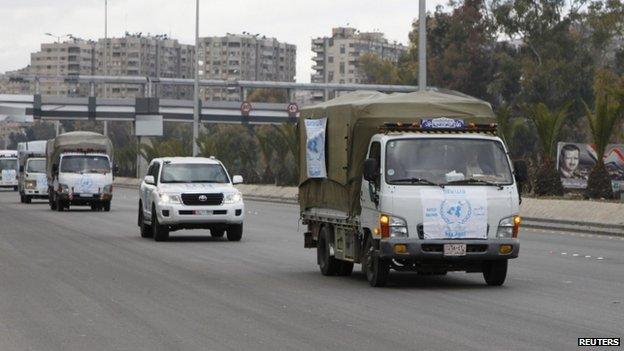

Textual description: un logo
[440,199,472,225]
[78,176,94,192]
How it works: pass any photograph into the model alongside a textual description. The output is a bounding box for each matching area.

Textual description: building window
[340,45,345,54]
[328,56,334,63]
[339,62,345,74]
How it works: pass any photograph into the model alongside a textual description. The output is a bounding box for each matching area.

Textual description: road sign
[240,101,252,116]
[287,102,299,117]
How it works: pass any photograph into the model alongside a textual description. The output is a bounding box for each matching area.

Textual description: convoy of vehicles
[46,131,115,211]
[138,157,245,242]
[0,150,19,190]
[17,140,48,203]
[298,90,527,287]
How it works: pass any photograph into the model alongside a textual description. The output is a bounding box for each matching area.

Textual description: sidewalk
[114,177,624,236]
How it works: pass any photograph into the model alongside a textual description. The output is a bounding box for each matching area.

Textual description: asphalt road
[0,187,622,351]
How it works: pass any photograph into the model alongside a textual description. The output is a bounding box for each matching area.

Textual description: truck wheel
[152,206,169,241]
[226,224,243,241]
[49,194,57,210]
[13,186,18,191]
[55,197,64,212]
[24,196,31,204]
[211,229,225,238]
[362,236,389,287]
[103,201,111,212]
[19,193,24,203]
[138,204,152,238]
[317,226,340,276]
[483,260,508,286]
[337,261,354,276]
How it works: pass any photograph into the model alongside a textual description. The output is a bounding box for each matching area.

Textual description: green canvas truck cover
[46,131,113,177]
[298,88,496,217]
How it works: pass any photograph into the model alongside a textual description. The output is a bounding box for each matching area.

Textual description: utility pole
[45,32,68,136]
[418,0,427,91]
[192,0,200,156]
[103,0,108,136]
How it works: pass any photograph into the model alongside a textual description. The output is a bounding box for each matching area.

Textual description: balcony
[312,45,324,53]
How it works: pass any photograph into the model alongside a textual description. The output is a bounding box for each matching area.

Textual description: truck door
[361,141,381,234]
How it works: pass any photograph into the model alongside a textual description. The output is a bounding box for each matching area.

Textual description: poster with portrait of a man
[557,142,624,191]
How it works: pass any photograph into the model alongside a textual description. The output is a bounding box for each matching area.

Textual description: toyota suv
[138,157,244,241]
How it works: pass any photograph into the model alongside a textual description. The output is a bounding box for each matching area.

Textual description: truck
[298,90,528,287]
[17,140,48,203]
[46,131,115,212]
[0,150,19,191]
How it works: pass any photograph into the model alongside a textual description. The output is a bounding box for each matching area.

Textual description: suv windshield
[60,156,110,174]
[26,159,46,173]
[385,138,513,185]
[160,163,229,183]
[0,159,18,171]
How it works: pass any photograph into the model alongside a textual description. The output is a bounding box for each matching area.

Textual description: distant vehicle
[0,150,19,191]
[138,157,245,242]
[298,90,528,287]
[46,131,116,211]
[17,141,48,203]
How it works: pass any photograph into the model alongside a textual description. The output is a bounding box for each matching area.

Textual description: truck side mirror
[513,160,528,183]
[19,165,23,173]
[144,175,155,185]
[363,158,379,183]
[232,175,243,184]
[52,164,58,174]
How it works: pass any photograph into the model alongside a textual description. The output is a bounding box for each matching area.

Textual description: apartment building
[311,27,406,86]
[96,34,195,99]
[29,38,96,96]
[198,33,296,101]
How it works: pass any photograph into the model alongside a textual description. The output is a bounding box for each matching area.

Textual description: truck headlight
[58,183,70,194]
[380,214,408,238]
[25,180,36,189]
[497,215,521,238]
[159,193,181,204]
[224,191,242,204]
[103,185,113,194]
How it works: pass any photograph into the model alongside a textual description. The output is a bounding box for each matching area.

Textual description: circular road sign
[240,101,252,116]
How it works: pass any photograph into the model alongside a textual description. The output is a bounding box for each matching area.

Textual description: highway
[0,187,622,351]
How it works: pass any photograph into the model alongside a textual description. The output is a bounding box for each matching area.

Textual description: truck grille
[181,193,223,206]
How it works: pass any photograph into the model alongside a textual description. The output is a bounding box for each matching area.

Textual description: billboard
[557,142,624,191]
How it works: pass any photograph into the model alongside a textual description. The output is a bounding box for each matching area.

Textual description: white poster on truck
[1,169,16,182]
[421,187,488,239]
[305,118,327,178]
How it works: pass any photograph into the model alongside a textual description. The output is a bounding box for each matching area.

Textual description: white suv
[138,157,245,241]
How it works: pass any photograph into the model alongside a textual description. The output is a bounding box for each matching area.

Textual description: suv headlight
[159,192,181,204]
[224,191,242,204]
[379,214,408,238]
[497,215,521,238]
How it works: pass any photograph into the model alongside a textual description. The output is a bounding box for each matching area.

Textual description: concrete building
[311,27,407,88]
[197,33,296,101]
[96,34,195,99]
[29,38,96,96]
[0,68,32,95]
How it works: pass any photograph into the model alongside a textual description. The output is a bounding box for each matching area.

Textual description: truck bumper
[60,193,112,205]
[379,238,519,261]
[24,189,49,198]
[155,202,244,228]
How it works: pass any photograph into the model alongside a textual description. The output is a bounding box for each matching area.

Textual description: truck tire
[317,226,340,276]
[49,193,57,210]
[24,196,31,204]
[103,201,111,212]
[152,206,169,241]
[226,224,243,241]
[55,196,64,212]
[13,186,18,191]
[138,204,152,238]
[483,260,508,286]
[337,261,354,276]
[19,193,24,203]
[362,236,389,287]
[211,229,225,238]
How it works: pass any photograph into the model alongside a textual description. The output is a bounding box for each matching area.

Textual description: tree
[583,70,623,199]
[247,88,289,103]
[523,102,569,195]
[359,53,403,85]
[495,103,528,157]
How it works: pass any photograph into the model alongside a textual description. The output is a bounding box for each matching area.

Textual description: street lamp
[418,0,426,91]
[192,0,200,156]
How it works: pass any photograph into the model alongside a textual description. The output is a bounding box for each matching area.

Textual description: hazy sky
[0,0,447,82]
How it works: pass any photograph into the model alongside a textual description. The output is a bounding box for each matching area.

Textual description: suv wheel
[211,228,225,238]
[226,224,243,241]
[152,205,169,241]
[138,203,152,238]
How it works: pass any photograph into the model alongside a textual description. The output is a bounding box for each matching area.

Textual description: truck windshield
[60,156,110,174]
[0,159,18,171]
[385,138,513,185]
[160,163,229,183]
[26,159,46,173]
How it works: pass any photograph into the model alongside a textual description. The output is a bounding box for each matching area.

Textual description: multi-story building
[29,38,96,96]
[311,27,407,86]
[0,68,32,95]
[198,33,296,101]
[96,34,195,99]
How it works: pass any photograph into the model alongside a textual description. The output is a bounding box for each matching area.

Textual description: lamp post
[192,0,200,156]
[44,32,70,136]
[418,0,426,91]
[103,0,108,136]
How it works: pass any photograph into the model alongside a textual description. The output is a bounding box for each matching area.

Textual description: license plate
[444,244,466,256]
[194,210,211,215]
[79,193,93,197]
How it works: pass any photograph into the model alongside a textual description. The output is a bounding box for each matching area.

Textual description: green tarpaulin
[298,88,496,216]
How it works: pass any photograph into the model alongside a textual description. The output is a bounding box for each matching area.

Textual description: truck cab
[138,157,245,242]
[358,122,526,285]
[0,150,19,191]
[18,140,48,203]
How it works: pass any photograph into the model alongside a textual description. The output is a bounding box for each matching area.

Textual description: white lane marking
[585,255,591,258]
[597,257,604,260]
[572,253,580,257]
[561,252,567,255]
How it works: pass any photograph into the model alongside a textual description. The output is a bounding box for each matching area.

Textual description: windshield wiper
[391,177,444,188]
[190,180,220,183]
[446,178,504,189]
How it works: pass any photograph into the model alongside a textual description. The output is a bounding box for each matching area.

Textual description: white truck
[298,90,528,287]
[46,131,115,212]
[17,140,48,203]
[138,157,245,242]
[0,150,19,191]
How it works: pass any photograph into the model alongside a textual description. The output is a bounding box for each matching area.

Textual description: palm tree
[495,103,527,157]
[583,71,623,199]
[523,102,569,196]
